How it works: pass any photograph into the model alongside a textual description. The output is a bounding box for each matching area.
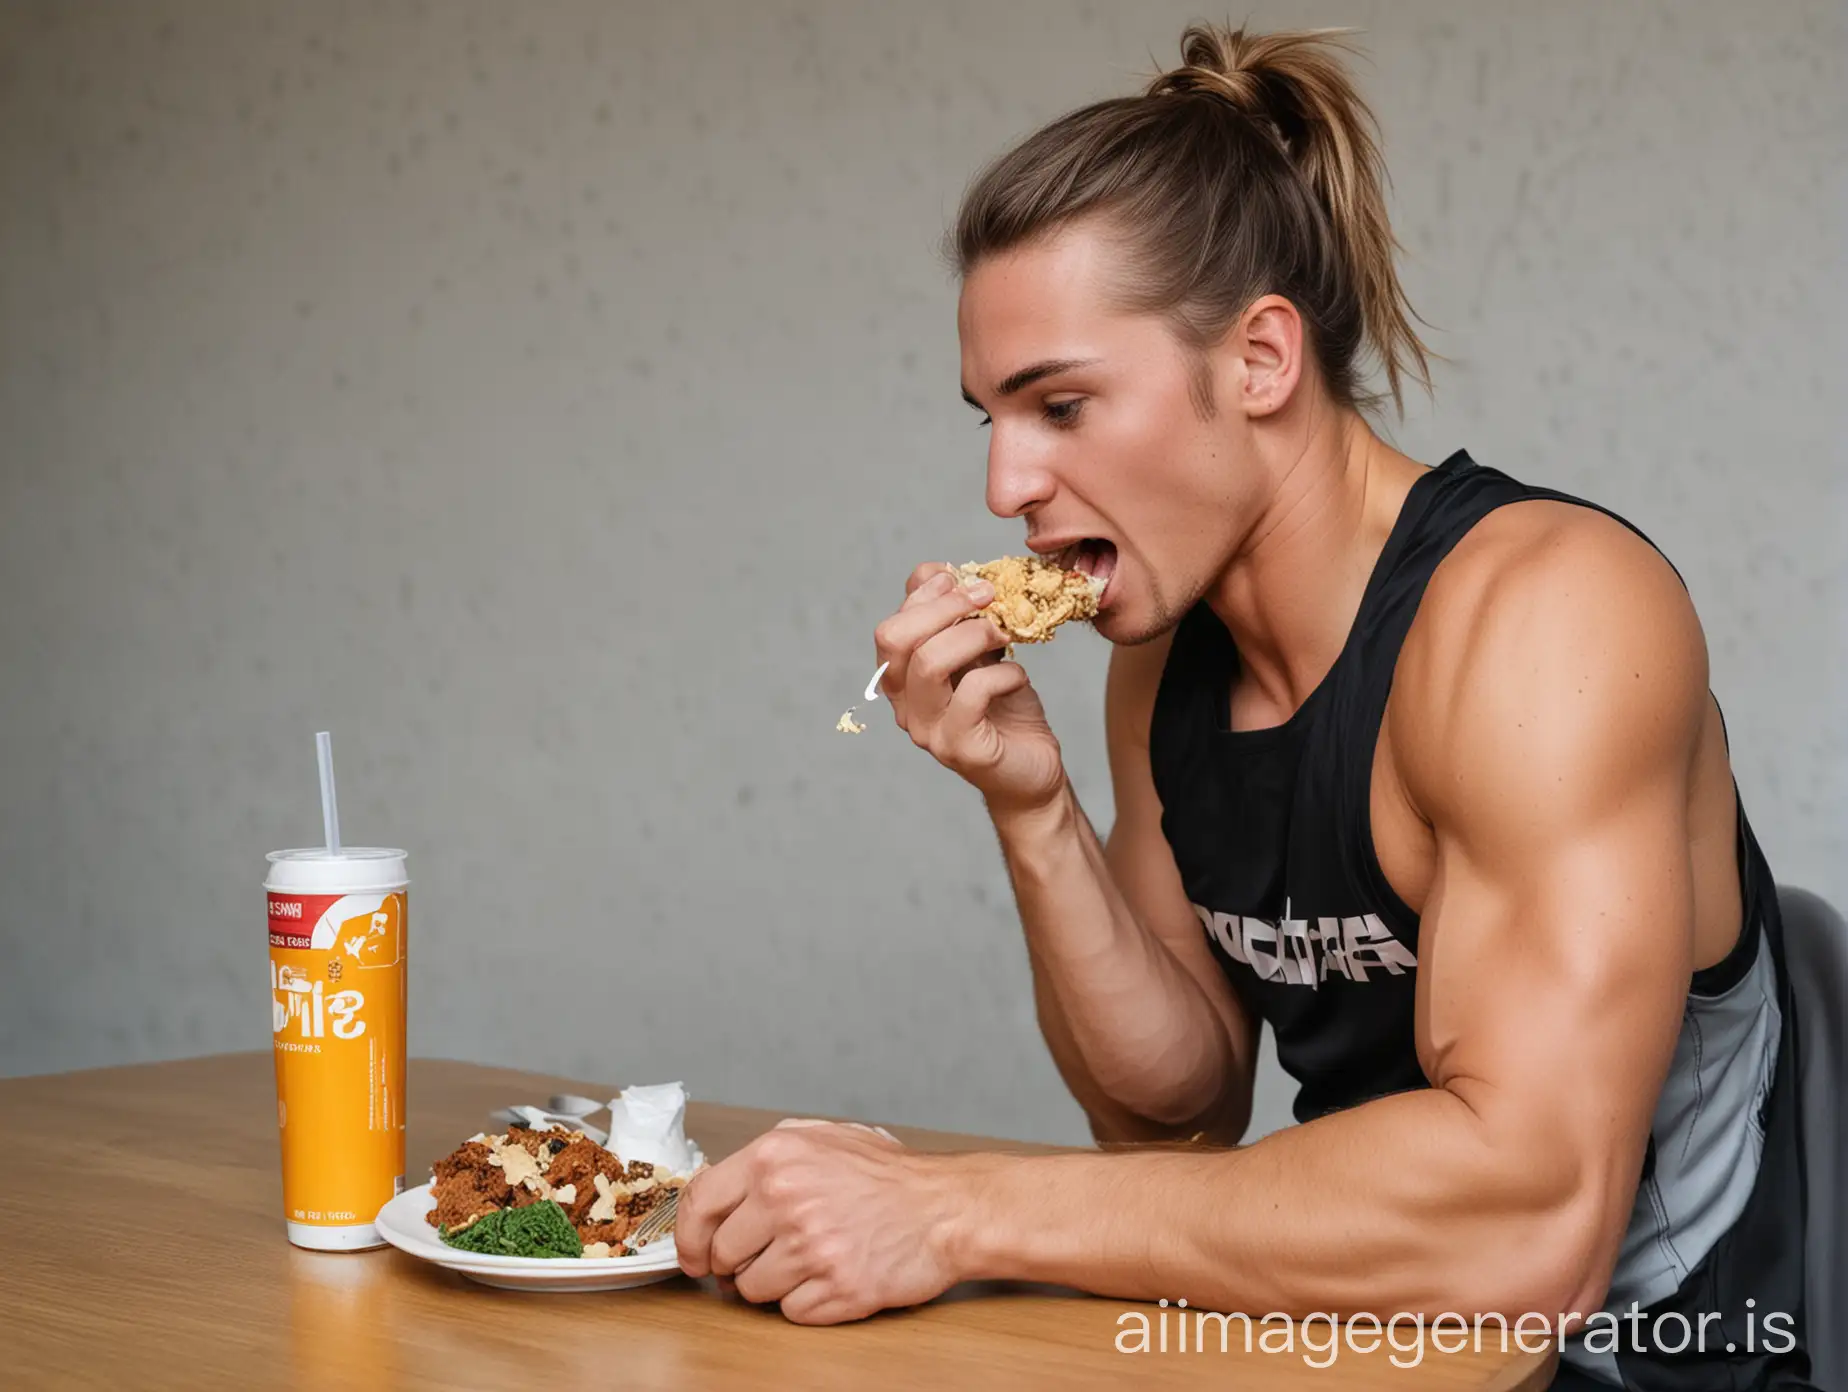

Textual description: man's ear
[1234,294,1305,418]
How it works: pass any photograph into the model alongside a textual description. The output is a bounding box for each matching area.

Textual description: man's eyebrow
[961,358,1100,408]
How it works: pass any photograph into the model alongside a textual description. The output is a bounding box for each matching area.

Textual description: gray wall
[2,0,1842,1146]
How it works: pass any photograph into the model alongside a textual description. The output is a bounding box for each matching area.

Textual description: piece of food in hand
[426,1126,688,1257]
[439,1199,583,1258]
[836,707,865,734]
[954,555,1104,644]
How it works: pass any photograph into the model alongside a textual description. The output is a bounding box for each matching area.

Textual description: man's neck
[1204,412,1425,726]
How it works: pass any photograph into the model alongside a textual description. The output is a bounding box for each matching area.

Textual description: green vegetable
[440,1201,583,1259]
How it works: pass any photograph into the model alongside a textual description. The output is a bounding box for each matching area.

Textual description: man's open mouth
[1054,539,1119,602]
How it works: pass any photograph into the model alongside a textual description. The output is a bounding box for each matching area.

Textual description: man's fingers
[878,587,990,657]
[779,1277,863,1326]
[903,563,959,600]
[707,1199,779,1277]
[874,585,995,711]
[731,1237,810,1307]
[673,1155,752,1278]
[903,614,1010,727]
[935,660,1031,752]
[775,1116,901,1145]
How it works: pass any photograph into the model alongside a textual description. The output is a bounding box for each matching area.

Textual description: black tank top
[1148,450,1812,1389]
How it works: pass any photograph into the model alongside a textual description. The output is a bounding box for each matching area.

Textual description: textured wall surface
[2,0,1842,1145]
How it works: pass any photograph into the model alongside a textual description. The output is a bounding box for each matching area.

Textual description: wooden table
[0,1055,1555,1389]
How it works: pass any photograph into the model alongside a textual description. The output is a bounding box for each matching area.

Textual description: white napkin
[606,1082,696,1175]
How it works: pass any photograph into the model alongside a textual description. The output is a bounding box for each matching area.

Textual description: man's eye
[1045,399,1083,427]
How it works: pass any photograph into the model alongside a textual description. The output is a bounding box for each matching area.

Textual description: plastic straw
[316,731,341,852]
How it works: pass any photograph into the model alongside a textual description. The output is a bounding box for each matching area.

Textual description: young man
[675,26,1811,1389]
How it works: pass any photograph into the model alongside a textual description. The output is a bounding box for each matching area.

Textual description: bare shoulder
[1390,499,1711,823]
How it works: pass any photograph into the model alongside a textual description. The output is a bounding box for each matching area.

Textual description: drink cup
[266,847,409,1250]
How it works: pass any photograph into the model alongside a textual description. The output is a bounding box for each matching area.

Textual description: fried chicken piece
[426,1139,515,1231]
[579,1217,640,1249]
[955,555,1103,644]
[579,1178,685,1251]
[504,1125,570,1159]
[431,1140,495,1184]
[542,1136,630,1227]
[426,1128,572,1229]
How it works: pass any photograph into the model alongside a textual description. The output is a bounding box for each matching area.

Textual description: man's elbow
[1475,1172,1622,1321]
[1086,1047,1249,1136]
[1511,1232,1616,1325]
[1086,1082,1249,1143]
[1552,1224,1620,1326]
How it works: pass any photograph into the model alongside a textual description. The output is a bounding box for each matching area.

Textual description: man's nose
[985,439,1056,519]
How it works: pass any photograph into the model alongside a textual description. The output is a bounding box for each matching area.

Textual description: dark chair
[1778,885,1845,1388]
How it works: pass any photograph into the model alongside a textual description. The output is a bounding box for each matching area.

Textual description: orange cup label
[269,889,407,1227]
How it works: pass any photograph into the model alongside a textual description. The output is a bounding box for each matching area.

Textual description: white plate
[376,1177,693,1293]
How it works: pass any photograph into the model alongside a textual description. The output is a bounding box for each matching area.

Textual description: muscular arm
[1002,635,1259,1143]
[956,514,1706,1319]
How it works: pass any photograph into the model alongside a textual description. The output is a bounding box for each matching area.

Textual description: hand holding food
[869,555,1100,813]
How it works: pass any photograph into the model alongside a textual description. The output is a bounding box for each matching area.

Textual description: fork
[625,1187,680,1251]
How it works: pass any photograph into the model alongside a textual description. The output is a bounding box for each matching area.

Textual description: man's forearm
[946,1085,1603,1321]
[990,782,1247,1140]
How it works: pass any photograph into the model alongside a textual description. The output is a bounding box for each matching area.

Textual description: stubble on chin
[1094,576,1190,647]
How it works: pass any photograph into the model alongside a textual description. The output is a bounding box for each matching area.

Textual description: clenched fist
[674,1120,967,1325]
